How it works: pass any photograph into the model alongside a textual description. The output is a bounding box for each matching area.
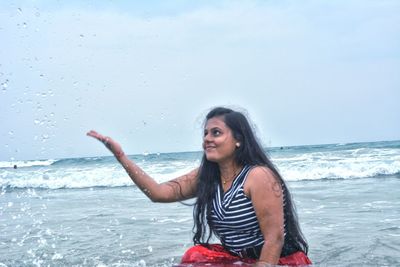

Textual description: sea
[1,140,399,267]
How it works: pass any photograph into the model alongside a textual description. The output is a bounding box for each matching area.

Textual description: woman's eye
[212,130,221,136]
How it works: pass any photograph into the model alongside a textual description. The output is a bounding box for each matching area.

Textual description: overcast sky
[1,0,399,161]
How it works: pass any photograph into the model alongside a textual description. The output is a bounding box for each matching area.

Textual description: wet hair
[192,107,309,255]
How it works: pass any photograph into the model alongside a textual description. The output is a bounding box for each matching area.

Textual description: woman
[87,107,311,266]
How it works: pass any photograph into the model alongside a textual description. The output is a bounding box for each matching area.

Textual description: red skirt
[178,244,312,266]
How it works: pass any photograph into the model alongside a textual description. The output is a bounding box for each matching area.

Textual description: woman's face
[203,116,238,164]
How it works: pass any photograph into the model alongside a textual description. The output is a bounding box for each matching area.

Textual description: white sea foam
[1,142,399,189]
[274,147,400,181]
[0,160,198,189]
[0,166,130,189]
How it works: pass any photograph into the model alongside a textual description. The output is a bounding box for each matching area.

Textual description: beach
[1,140,399,266]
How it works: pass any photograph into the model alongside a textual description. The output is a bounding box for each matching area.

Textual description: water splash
[1,80,8,91]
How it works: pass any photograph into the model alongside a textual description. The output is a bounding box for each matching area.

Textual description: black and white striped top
[208,165,265,253]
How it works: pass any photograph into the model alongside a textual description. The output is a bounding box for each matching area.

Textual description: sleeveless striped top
[208,165,265,253]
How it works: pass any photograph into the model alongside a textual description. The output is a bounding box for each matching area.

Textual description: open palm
[87,130,124,157]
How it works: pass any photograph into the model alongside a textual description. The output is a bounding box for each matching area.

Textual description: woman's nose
[203,133,212,142]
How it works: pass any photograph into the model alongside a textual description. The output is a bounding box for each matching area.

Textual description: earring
[236,142,241,147]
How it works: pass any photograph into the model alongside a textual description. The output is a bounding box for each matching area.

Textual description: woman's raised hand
[87,130,197,202]
[87,130,125,159]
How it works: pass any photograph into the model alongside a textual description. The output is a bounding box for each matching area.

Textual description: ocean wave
[271,146,400,181]
[280,159,400,181]
[51,156,120,165]
[0,171,133,190]
[1,141,399,189]
[1,162,399,190]
[0,164,196,190]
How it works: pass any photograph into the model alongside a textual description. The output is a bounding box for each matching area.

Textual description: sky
[0,0,399,161]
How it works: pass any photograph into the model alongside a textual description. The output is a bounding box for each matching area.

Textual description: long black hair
[192,107,309,255]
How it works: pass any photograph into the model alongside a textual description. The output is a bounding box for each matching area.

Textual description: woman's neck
[219,161,242,183]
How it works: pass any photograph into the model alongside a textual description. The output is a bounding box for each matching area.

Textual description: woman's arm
[244,166,285,265]
[87,130,198,202]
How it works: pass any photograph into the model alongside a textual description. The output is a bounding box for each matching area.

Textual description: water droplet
[8,131,14,136]
[40,74,44,78]
[147,246,153,252]
[1,80,8,91]
[80,34,84,38]
[17,8,22,13]
[23,22,27,28]
[41,134,49,142]
[34,119,40,125]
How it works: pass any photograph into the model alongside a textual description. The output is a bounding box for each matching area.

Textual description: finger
[87,130,98,137]
[91,131,102,138]
[87,131,106,142]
